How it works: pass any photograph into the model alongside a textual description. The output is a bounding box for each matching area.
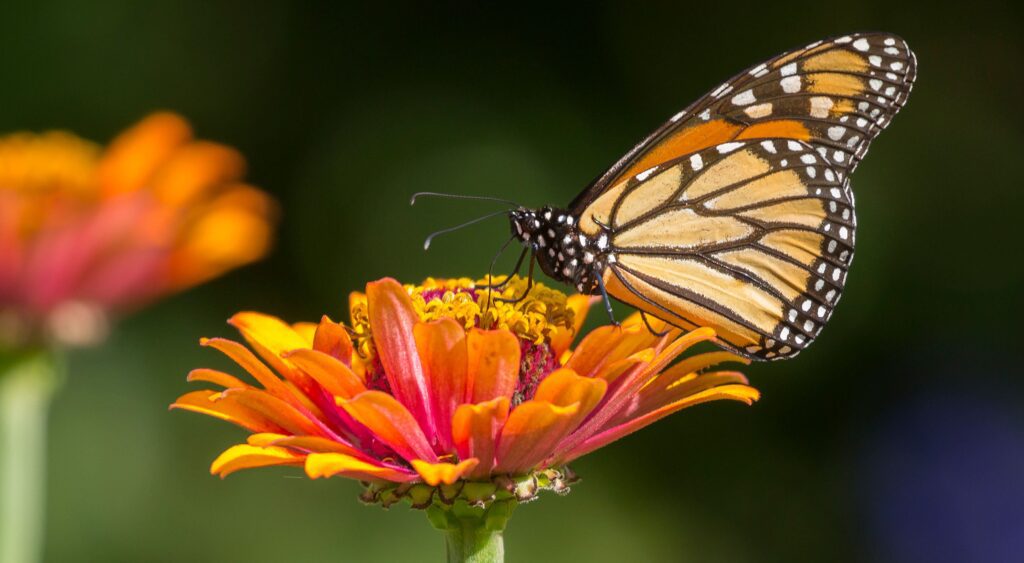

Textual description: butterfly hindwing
[594,139,854,360]
[571,32,916,213]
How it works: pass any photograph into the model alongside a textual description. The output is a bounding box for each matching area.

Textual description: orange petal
[200,337,289,398]
[494,400,579,474]
[411,458,480,486]
[266,435,367,457]
[452,397,510,478]
[97,112,192,196]
[466,328,520,403]
[365,278,435,436]
[550,294,596,356]
[564,323,652,379]
[167,185,275,290]
[640,371,754,415]
[556,327,717,458]
[186,368,249,389]
[533,368,607,427]
[292,322,318,345]
[337,390,437,463]
[223,388,326,438]
[561,383,760,464]
[305,452,415,482]
[229,312,309,377]
[593,349,655,385]
[656,351,749,384]
[312,315,354,363]
[171,390,287,434]
[210,444,305,478]
[246,433,288,446]
[149,140,245,207]
[414,318,468,451]
[284,348,366,399]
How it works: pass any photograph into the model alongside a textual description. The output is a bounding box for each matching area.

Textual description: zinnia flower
[173,275,759,560]
[0,112,275,347]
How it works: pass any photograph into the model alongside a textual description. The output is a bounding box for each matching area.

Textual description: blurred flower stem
[0,349,61,563]
[427,500,515,563]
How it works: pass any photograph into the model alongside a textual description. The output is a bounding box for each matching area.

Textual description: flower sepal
[358,466,579,511]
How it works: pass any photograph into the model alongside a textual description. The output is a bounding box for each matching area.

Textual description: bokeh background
[3,1,1022,561]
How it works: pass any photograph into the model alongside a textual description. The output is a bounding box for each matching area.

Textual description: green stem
[0,349,60,563]
[427,499,515,563]
[443,518,504,563]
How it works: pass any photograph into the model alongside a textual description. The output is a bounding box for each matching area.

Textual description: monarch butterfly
[416,32,916,361]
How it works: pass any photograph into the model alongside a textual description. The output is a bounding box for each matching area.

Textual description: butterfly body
[509,206,609,294]
[500,32,916,361]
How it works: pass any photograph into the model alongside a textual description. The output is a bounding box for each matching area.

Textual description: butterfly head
[510,206,606,295]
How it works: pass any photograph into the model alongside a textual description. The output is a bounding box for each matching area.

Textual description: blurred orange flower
[173,276,758,503]
[0,113,275,346]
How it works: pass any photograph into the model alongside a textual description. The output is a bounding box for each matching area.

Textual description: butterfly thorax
[509,206,610,295]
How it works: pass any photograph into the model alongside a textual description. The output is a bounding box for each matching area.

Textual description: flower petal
[494,400,580,474]
[452,397,510,478]
[550,294,596,357]
[200,337,290,399]
[411,458,480,486]
[228,311,309,377]
[171,390,287,434]
[466,328,520,403]
[366,278,435,437]
[292,322,318,345]
[312,315,354,364]
[210,444,305,478]
[97,112,192,196]
[413,318,468,452]
[337,390,437,463]
[556,327,717,458]
[266,435,367,457]
[564,323,653,379]
[149,140,246,207]
[186,368,249,389]
[305,452,416,482]
[561,382,760,464]
[533,368,607,428]
[284,348,366,399]
[593,349,655,385]
[222,388,328,438]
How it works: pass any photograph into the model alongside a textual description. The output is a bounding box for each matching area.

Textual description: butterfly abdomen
[509,207,609,295]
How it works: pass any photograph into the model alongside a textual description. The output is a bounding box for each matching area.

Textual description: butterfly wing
[590,139,853,360]
[571,32,916,213]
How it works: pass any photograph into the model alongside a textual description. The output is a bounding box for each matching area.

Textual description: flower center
[351,276,575,405]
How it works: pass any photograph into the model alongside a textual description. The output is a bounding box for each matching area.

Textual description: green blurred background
[3,1,1022,561]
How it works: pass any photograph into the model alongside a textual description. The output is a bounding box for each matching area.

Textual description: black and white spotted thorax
[509,206,611,295]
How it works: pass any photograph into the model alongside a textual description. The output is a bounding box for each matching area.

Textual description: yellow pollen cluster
[349,276,577,361]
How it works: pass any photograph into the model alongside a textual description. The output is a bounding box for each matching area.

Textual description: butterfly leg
[483,236,517,310]
[496,253,536,304]
[639,311,669,336]
[480,245,528,290]
[595,274,619,327]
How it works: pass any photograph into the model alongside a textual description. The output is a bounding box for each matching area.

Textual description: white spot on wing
[717,142,744,154]
[780,76,801,93]
[731,90,756,106]
[853,38,870,52]
[689,154,703,171]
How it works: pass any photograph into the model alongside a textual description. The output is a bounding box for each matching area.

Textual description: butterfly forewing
[591,139,854,360]
[571,32,916,213]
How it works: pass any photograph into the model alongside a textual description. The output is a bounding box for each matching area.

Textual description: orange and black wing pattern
[573,33,915,360]
[571,32,916,211]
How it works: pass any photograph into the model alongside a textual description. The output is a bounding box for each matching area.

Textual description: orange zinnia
[0,112,275,346]
[173,276,758,560]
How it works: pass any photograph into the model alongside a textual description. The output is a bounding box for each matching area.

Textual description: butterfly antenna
[411,191,521,208]
[422,209,511,250]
